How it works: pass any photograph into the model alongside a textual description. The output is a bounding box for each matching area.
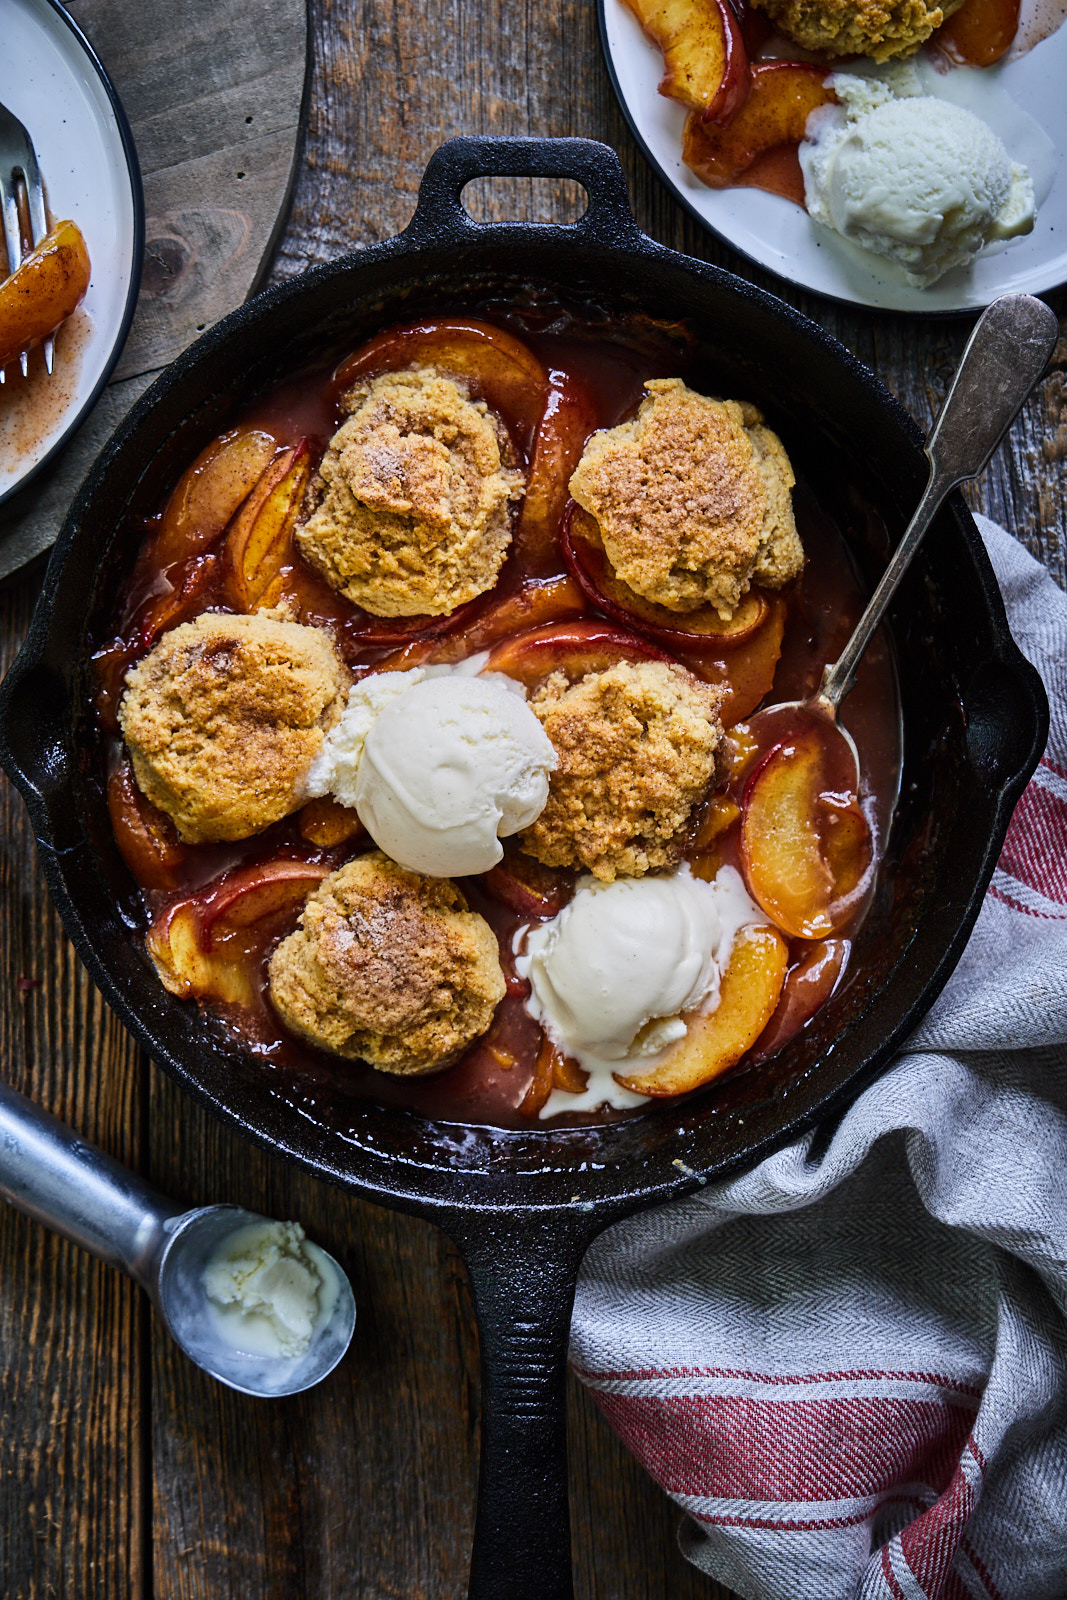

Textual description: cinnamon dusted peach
[118,612,347,844]
[520,659,727,881]
[568,379,803,621]
[297,366,525,617]
[268,852,506,1074]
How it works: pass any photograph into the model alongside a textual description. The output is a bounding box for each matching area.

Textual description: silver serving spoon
[747,292,1060,778]
[0,1076,356,1396]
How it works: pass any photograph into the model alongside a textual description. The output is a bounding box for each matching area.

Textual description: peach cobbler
[95,308,900,1127]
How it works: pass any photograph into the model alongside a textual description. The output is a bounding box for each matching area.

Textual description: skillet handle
[447,1206,604,1600]
[404,135,645,251]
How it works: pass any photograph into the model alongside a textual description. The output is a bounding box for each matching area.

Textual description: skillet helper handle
[0,1076,175,1282]
[405,135,644,251]
[448,1208,602,1600]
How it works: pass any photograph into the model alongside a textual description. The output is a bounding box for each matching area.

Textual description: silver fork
[0,102,52,381]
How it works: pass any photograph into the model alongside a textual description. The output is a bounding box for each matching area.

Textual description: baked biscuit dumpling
[569,378,803,620]
[749,0,965,59]
[520,660,726,882]
[268,852,506,1075]
[297,366,525,617]
[119,611,347,844]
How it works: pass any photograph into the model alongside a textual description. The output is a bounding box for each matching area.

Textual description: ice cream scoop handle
[819,294,1058,714]
[0,1077,177,1282]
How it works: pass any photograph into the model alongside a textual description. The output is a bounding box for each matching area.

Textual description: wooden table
[1,2,1064,1597]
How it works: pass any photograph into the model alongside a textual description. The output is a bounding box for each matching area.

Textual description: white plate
[599,0,1067,312]
[0,0,142,503]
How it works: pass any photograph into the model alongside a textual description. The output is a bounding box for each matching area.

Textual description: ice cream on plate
[308,664,557,876]
[800,65,1036,285]
[516,864,763,1115]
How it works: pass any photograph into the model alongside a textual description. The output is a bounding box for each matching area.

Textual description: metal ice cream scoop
[0,1076,356,1396]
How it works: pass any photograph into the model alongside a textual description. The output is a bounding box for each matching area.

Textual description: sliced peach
[621,0,751,125]
[748,937,848,1064]
[484,619,669,692]
[132,551,221,655]
[681,594,787,722]
[146,902,257,1007]
[154,428,278,567]
[519,1035,587,1117]
[0,220,91,370]
[682,61,833,189]
[484,851,574,918]
[297,796,366,848]
[615,924,788,1095]
[515,376,600,575]
[200,860,331,947]
[562,502,768,646]
[335,318,549,451]
[224,441,312,611]
[932,0,1020,67]
[740,725,873,938]
[107,762,188,892]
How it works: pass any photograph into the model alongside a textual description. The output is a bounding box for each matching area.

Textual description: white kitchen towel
[570,516,1067,1600]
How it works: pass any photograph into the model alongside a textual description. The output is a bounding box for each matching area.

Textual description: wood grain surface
[0,0,306,582]
[0,0,1064,1597]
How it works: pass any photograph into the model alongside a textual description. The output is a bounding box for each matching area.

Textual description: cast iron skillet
[0,138,1048,1598]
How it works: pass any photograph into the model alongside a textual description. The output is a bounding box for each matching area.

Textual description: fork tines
[0,102,52,382]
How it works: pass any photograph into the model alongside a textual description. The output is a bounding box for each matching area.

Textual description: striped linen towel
[570,517,1067,1600]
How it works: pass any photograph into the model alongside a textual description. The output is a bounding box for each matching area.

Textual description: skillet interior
[0,138,1047,1224]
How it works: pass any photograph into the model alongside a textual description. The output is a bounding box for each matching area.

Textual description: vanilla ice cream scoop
[516,865,763,1114]
[352,674,557,876]
[801,72,1035,287]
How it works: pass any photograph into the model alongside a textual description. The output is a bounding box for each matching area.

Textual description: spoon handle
[819,294,1059,713]
[0,1077,178,1282]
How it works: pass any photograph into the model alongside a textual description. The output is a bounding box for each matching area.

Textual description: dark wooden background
[1,1,1064,1597]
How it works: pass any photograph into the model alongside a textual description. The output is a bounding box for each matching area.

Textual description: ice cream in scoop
[800,69,1036,287]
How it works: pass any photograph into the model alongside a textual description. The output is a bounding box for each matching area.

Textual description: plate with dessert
[599,0,1066,310]
[0,0,142,503]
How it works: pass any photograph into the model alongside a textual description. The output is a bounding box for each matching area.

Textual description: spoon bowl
[156,1204,357,1398]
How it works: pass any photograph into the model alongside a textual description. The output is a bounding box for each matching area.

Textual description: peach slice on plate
[562,502,768,647]
[0,220,91,371]
[154,427,278,567]
[740,724,873,938]
[682,61,834,189]
[484,619,670,692]
[224,440,312,611]
[615,924,788,1096]
[621,0,751,126]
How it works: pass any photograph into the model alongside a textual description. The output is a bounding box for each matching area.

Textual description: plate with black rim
[598,0,1067,313]
[0,0,143,505]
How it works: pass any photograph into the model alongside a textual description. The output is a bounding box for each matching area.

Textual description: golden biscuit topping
[268,852,506,1075]
[118,612,347,844]
[568,378,803,619]
[297,366,525,617]
[749,0,964,57]
[520,659,726,881]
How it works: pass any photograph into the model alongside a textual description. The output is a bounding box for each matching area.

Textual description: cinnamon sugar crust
[297,366,525,617]
[268,851,506,1075]
[520,660,726,882]
[119,611,348,844]
[568,378,803,620]
[750,0,964,57]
